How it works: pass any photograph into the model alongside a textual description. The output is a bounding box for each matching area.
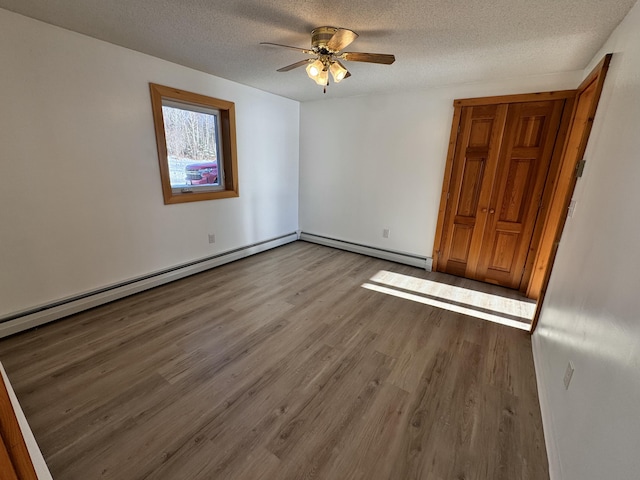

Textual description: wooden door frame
[529,54,612,332]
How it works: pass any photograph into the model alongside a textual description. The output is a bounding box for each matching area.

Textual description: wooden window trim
[149,83,239,205]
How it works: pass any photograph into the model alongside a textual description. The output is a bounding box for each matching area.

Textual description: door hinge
[457,124,461,134]
[576,159,587,178]
[446,192,450,200]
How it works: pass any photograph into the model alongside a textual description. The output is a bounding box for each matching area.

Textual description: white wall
[533,1,640,479]
[0,9,299,318]
[299,72,581,257]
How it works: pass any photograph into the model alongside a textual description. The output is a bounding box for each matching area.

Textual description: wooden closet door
[474,100,565,288]
[437,104,507,277]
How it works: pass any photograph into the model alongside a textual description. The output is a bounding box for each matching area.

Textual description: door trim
[454,90,576,107]
[529,54,612,332]
[432,105,462,272]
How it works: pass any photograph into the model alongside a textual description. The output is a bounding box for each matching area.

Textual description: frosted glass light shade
[330,61,348,83]
[306,59,324,78]
[314,68,329,86]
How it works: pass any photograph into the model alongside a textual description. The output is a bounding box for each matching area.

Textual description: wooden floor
[0,242,548,479]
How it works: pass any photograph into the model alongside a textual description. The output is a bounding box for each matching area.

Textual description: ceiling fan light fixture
[306,58,324,79]
[330,61,349,83]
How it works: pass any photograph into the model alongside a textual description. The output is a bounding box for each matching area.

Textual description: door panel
[438,104,507,277]
[489,231,518,271]
[476,100,564,288]
[457,156,485,217]
[449,224,473,264]
[501,156,534,222]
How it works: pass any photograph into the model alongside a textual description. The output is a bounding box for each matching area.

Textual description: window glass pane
[161,102,223,190]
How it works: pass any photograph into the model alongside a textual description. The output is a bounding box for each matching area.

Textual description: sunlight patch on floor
[362,270,536,331]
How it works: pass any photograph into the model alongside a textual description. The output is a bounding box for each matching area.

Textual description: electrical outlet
[563,361,575,390]
[383,228,390,239]
[208,234,216,244]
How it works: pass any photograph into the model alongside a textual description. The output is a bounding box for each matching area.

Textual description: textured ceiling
[0,0,635,101]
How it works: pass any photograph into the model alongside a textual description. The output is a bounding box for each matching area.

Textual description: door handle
[481,208,488,213]
[489,209,495,214]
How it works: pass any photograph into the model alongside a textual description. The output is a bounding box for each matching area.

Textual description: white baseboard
[300,232,431,270]
[532,333,562,479]
[0,233,298,339]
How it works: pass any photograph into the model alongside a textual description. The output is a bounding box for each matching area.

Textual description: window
[149,83,239,204]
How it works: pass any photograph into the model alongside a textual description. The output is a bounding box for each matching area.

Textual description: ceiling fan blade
[260,42,314,55]
[341,52,396,65]
[326,28,358,52]
[276,59,311,72]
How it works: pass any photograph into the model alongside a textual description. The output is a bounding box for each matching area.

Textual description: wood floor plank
[317,381,410,480]
[0,241,548,479]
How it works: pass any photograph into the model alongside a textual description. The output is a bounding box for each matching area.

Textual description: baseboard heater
[0,233,298,339]
[299,232,432,271]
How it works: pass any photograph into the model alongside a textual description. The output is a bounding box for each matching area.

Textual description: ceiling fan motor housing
[311,26,339,52]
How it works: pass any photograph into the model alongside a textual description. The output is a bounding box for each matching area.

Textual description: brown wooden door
[437,104,507,278]
[437,99,566,289]
[475,100,564,288]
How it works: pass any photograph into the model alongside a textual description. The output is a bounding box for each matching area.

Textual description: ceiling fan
[261,26,395,93]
